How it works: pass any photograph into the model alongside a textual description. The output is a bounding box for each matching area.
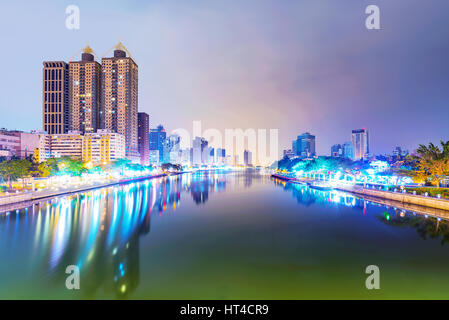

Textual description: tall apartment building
[69,46,101,134]
[42,61,69,134]
[101,44,139,162]
[351,129,369,160]
[137,112,149,166]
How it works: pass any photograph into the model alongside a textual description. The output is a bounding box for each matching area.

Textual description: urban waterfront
[1,170,449,299]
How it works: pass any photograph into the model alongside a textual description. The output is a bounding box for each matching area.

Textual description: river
[1,170,449,299]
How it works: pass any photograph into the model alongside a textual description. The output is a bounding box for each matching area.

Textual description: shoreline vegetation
[272,140,449,211]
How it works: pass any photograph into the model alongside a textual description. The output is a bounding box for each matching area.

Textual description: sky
[0,0,448,157]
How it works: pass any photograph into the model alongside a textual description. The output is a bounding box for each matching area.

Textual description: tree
[414,141,449,187]
[111,158,131,176]
[0,161,15,189]
[57,157,85,176]
[14,159,32,189]
[0,159,32,190]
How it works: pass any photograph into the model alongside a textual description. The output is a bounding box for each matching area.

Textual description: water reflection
[2,172,449,299]
[272,177,449,245]
[0,171,231,298]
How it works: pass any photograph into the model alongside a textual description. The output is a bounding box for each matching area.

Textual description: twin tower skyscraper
[42,42,139,161]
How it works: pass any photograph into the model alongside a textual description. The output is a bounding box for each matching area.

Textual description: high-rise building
[342,142,354,159]
[192,137,208,165]
[149,150,160,165]
[69,46,101,134]
[331,144,342,157]
[137,112,149,166]
[216,148,226,165]
[351,129,369,160]
[43,61,69,134]
[244,150,252,166]
[101,43,139,161]
[149,125,166,163]
[207,146,215,165]
[293,132,316,158]
[166,134,181,164]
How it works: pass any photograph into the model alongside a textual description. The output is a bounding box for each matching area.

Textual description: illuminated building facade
[42,61,69,134]
[149,125,166,164]
[137,112,149,166]
[101,44,139,162]
[69,47,101,134]
[83,129,125,165]
[293,132,316,158]
[37,130,125,164]
[351,129,369,160]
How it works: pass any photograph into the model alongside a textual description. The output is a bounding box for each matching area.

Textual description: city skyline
[1,1,449,156]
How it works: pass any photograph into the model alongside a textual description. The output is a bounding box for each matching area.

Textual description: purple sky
[0,0,448,156]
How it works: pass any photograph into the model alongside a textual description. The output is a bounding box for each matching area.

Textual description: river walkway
[271,174,449,213]
[0,173,168,211]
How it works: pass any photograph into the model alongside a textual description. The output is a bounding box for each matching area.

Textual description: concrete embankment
[336,185,449,212]
[0,173,167,210]
[271,173,449,212]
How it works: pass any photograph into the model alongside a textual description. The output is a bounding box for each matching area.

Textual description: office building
[331,144,342,157]
[149,125,166,164]
[351,129,369,160]
[137,112,149,166]
[149,150,160,165]
[192,137,208,165]
[216,148,226,165]
[293,132,316,158]
[42,61,69,134]
[244,150,252,166]
[342,142,354,159]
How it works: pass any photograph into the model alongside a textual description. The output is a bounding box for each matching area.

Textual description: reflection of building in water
[154,176,182,213]
[272,177,364,209]
[0,182,154,298]
[272,177,449,237]
[244,170,253,188]
[0,171,232,298]
[186,172,227,205]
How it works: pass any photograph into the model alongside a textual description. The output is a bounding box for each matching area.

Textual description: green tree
[0,159,32,189]
[111,158,131,176]
[415,141,449,187]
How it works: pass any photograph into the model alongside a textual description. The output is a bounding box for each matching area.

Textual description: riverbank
[271,174,449,212]
[0,173,168,211]
[336,185,449,211]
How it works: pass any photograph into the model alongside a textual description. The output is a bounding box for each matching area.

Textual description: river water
[1,170,449,299]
